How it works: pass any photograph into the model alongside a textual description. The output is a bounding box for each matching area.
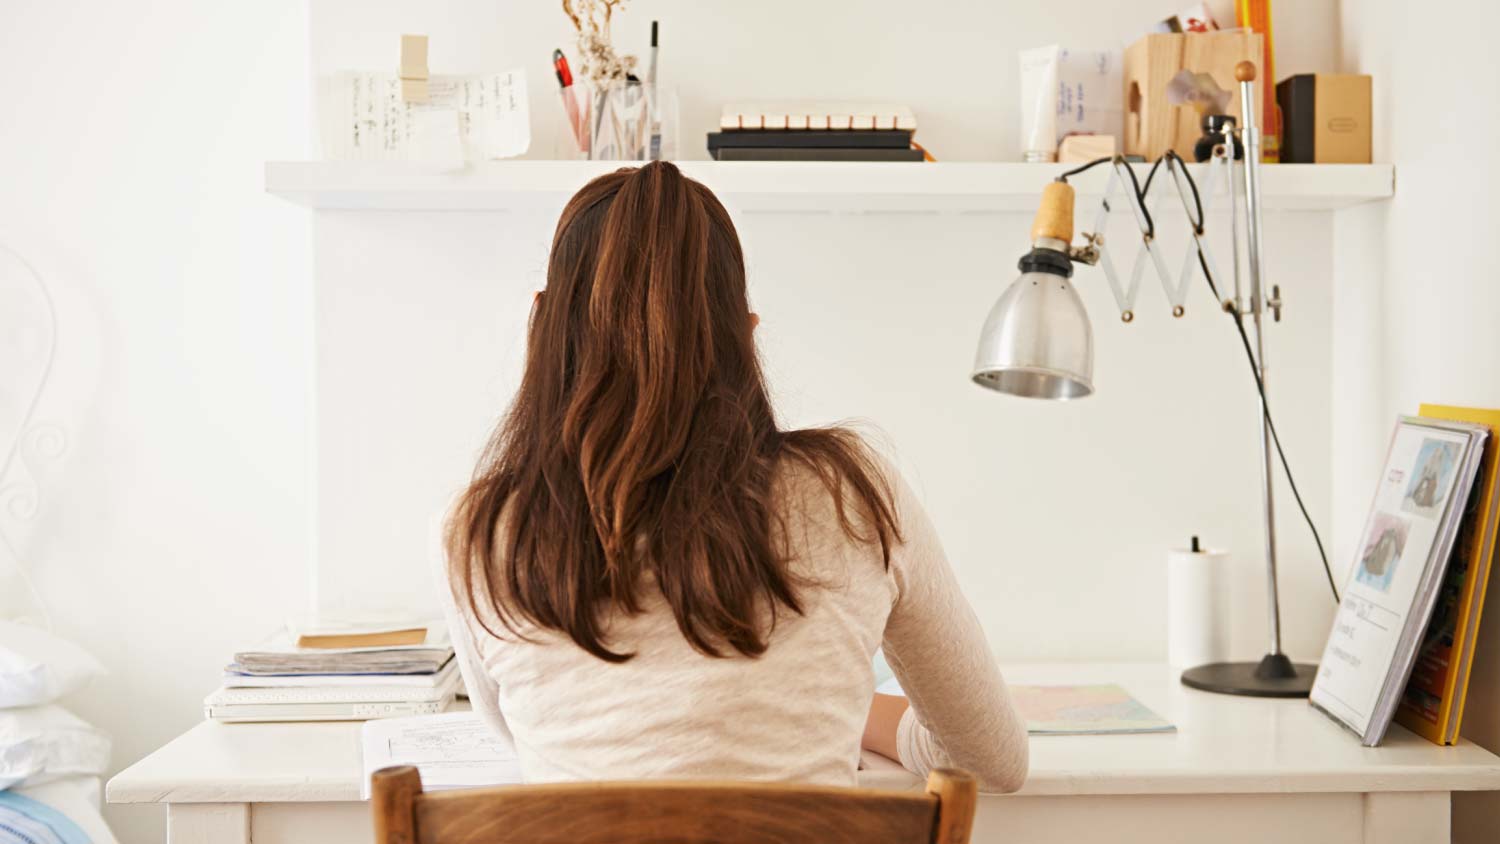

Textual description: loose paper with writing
[320,70,530,168]
[361,711,522,798]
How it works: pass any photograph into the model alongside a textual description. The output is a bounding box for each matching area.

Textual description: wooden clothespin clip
[400,34,429,103]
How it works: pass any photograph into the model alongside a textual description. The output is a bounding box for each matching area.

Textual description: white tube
[1018,46,1060,162]
[1167,542,1230,669]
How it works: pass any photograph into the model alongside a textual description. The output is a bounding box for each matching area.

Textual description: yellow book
[296,627,428,650]
[1394,405,1500,744]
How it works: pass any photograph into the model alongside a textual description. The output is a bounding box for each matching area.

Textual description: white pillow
[0,704,112,789]
[0,620,106,708]
[14,775,121,844]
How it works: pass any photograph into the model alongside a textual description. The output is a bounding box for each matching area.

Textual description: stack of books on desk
[1311,410,1498,747]
[204,623,460,723]
[1393,405,1500,745]
[708,103,925,161]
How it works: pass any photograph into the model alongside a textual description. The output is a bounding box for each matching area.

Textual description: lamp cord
[1059,156,1157,239]
[1059,152,1341,604]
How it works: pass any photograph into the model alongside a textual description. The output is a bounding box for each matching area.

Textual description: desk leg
[1362,791,1448,844]
[166,802,249,844]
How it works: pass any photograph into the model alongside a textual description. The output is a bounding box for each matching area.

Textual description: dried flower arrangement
[562,0,638,87]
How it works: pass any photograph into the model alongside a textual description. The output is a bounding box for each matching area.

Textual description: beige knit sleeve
[881,467,1028,793]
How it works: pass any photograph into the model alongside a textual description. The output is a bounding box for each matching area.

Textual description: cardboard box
[1123,31,1262,159]
[1276,74,1372,163]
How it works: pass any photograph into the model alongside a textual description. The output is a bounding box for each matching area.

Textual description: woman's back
[443,455,1026,790]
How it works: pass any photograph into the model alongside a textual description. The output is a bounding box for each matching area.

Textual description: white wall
[310,0,1347,664]
[1335,2,1500,839]
[0,3,311,843]
[314,199,1342,665]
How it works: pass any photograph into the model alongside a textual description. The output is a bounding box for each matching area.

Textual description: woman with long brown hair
[440,161,1026,791]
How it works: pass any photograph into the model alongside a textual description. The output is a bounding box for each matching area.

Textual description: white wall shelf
[266,160,1394,214]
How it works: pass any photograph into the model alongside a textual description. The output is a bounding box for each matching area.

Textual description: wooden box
[1277,74,1373,163]
[1123,32,1263,160]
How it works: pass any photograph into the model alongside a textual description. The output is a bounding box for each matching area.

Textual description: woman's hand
[862,692,910,762]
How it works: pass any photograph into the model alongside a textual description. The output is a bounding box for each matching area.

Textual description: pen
[648,21,661,160]
[553,48,587,154]
[647,20,658,87]
[623,72,643,159]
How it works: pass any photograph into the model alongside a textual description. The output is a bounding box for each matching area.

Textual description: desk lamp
[972,62,1325,697]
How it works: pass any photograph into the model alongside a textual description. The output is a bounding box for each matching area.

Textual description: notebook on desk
[876,678,1175,735]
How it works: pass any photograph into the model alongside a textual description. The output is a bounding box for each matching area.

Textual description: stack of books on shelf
[204,622,460,723]
[708,103,925,162]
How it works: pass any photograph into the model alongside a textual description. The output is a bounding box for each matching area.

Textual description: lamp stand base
[1180,653,1316,698]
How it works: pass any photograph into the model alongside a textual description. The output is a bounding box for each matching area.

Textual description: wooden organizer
[1124,31,1262,160]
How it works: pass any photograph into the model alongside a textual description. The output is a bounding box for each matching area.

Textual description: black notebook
[710,146,923,162]
[707,129,914,150]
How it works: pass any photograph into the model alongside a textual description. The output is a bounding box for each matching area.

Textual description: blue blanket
[0,791,90,844]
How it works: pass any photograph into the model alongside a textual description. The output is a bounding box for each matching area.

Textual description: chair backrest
[371,765,977,844]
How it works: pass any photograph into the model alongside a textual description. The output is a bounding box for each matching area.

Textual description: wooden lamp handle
[1235,61,1257,83]
[1031,181,1075,244]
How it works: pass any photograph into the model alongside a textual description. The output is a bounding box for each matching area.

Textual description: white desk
[107,663,1500,844]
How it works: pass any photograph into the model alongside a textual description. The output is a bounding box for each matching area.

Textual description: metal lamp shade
[971,271,1094,400]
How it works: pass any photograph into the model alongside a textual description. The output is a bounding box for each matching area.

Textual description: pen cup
[580,82,678,162]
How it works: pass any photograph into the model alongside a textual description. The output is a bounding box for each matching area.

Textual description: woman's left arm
[876,470,1029,793]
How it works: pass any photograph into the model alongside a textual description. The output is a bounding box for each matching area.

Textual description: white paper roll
[1167,544,1230,669]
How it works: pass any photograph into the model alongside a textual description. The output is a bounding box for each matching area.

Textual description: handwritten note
[319,71,531,169]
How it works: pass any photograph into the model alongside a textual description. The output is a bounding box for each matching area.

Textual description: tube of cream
[1019,45,1061,162]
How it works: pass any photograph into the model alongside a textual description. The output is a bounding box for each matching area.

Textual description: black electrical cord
[1058,156,1114,180]
[1058,155,1156,239]
[1194,243,1340,604]
[1167,152,1340,603]
[1069,150,1341,603]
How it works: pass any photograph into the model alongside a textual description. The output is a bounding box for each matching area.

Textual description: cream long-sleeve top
[436,457,1028,793]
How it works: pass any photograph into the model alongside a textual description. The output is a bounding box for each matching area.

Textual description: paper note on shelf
[361,711,522,798]
[413,109,465,173]
[319,70,530,166]
[876,678,1174,735]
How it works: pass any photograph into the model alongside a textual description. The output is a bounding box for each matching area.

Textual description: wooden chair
[371,765,977,844]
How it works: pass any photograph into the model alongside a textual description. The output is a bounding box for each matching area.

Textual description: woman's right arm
[877,469,1028,793]
[432,508,512,744]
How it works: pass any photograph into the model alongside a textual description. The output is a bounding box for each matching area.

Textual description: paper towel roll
[1167,541,1230,669]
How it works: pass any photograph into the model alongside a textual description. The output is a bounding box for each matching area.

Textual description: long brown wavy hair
[446,162,899,662]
